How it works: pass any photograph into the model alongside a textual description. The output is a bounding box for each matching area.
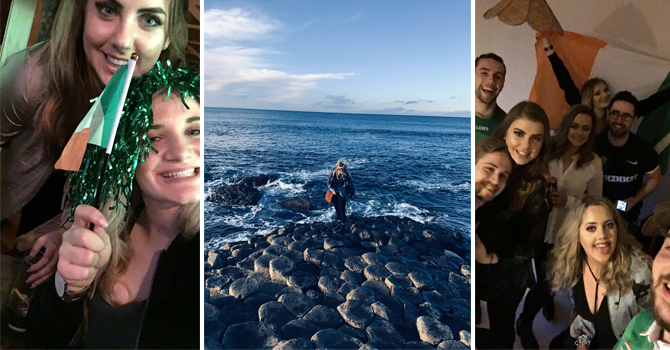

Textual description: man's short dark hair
[608,91,639,116]
[475,53,506,76]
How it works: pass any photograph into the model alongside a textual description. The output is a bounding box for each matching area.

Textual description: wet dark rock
[255,253,278,273]
[338,324,367,342]
[265,244,289,256]
[210,295,243,315]
[417,316,453,345]
[324,238,346,250]
[408,270,434,290]
[366,319,406,347]
[237,256,256,271]
[322,252,345,270]
[288,240,308,252]
[273,338,314,350]
[243,293,276,314]
[279,196,313,211]
[281,250,303,265]
[311,329,364,349]
[344,256,367,273]
[258,301,296,328]
[392,286,423,305]
[208,251,228,269]
[319,266,342,280]
[338,300,375,329]
[404,340,434,349]
[205,317,227,343]
[205,336,222,350]
[221,312,258,326]
[362,252,387,265]
[304,248,324,265]
[287,270,319,290]
[338,282,359,295]
[448,272,470,299]
[221,321,280,349]
[312,292,345,309]
[238,174,270,187]
[341,270,365,285]
[280,319,321,340]
[302,305,343,329]
[364,265,391,281]
[368,339,402,349]
[278,293,315,318]
[269,256,295,283]
[230,277,259,299]
[422,290,451,313]
[346,287,376,305]
[419,302,442,319]
[404,303,429,325]
[210,184,262,206]
[361,280,391,297]
[317,276,343,294]
[385,274,413,290]
[437,340,470,350]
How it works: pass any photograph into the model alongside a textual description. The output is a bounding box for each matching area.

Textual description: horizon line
[203,106,471,118]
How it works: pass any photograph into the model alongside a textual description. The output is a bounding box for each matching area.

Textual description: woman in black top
[328,159,355,224]
[475,101,552,349]
[28,78,200,349]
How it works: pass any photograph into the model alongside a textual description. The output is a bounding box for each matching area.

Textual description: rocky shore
[204,215,471,349]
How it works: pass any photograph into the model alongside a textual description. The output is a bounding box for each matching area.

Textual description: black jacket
[328,171,355,199]
[27,232,200,349]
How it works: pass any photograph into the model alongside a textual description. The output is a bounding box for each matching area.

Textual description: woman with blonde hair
[27,69,200,349]
[0,0,190,290]
[549,196,651,350]
[328,159,355,224]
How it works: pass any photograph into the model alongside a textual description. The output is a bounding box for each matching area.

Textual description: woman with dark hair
[542,37,670,135]
[549,196,651,350]
[476,101,552,349]
[546,105,603,245]
[328,159,355,224]
[27,77,200,348]
[0,0,190,291]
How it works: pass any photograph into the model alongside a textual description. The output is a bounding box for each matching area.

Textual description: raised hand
[57,205,112,293]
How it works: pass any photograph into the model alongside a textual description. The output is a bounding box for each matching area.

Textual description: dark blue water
[204,108,470,250]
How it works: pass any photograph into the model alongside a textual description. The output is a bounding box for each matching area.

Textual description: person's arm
[625,166,661,213]
[475,233,498,264]
[544,37,582,106]
[638,86,670,117]
[0,49,33,147]
[327,172,336,194]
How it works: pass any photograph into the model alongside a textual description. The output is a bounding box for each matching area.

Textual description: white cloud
[203,8,281,41]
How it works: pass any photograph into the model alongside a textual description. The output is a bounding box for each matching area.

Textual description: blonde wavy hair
[334,159,351,177]
[549,196,648,294]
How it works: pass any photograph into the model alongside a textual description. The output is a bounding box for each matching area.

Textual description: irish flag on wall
[529,31,670,174]
[54,64,130,171]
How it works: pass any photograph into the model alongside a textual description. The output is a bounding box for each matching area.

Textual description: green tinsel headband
[67,61,200,218]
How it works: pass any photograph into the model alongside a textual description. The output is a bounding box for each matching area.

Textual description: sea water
[204,108,470,250]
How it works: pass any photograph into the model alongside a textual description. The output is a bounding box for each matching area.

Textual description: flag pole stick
[89,54,138,229]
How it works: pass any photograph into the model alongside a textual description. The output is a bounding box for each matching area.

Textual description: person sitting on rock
[328,159,355,224]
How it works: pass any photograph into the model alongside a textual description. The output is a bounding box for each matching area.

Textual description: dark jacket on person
[328,171,355,200]
[27,232,200,349]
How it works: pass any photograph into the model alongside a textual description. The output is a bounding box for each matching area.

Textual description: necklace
[585,259,600,314]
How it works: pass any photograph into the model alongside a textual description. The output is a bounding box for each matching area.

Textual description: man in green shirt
[615,206,670,350]
[475,53,507,144]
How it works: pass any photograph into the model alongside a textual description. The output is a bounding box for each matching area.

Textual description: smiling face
[592,82,611,110]
[652,236,670,333]
[608,100,637,138]
[136,94,200,207]
[567,113,593,149]
[504,117,544,165]
[475,58,505,106]
[83,0,171,85]
[578,205,618,266]
[475,151,512,204]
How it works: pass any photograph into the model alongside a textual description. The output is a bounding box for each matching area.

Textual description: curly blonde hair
[549,196,649,294]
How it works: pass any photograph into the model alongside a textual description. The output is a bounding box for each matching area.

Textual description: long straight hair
[35,0,189,159]
[548,105,597,169]
[492,101,550,210]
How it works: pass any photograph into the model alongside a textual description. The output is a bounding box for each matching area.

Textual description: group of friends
[1,0,200,347]
[474,42,669,350]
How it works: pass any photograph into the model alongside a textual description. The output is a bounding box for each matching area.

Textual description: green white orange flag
[55,59,136,171]
[529,31,670,174]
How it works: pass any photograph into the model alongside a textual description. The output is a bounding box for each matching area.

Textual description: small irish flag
[55,57,137,171]
[529,31,670,174]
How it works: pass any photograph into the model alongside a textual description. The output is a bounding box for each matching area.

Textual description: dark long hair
[35,0,189,158]
[492,101,550,210]
[548,105,597,169]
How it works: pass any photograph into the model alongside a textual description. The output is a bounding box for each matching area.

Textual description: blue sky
[203,1,471,117]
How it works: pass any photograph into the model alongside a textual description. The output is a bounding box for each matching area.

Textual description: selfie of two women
[1,0,200,348]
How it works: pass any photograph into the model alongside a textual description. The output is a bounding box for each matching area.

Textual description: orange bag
[325,191,333,203]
